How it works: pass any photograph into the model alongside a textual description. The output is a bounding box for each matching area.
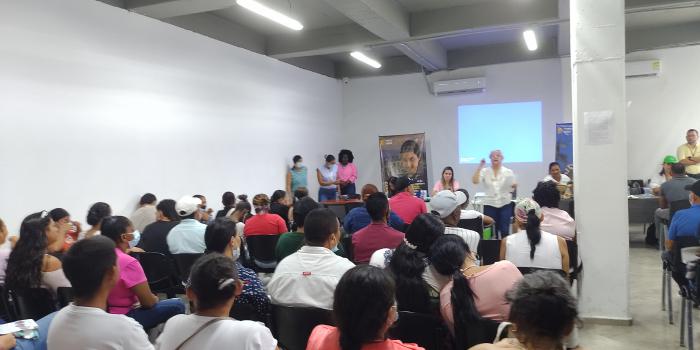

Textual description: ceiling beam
[447,36,559,69]
[126,0,235,19]
[627,21,700,52]
[267,23,382,59]
[322,0,447,71]
[162,12,265,54]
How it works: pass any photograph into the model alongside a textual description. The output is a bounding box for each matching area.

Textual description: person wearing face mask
[287,155,308,200]
[306,265,422,350]
[317,154,340,202]
[472,150,517,239]
[268,208,354,310]
[204,218,270,320]
[101,216,186,329]
[168,196,208,254]
[194,194,215,224]
[337,149,358,196]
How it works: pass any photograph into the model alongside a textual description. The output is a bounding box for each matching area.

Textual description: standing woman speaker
[286,155,308,202]
[317,154,339,202]
[337,149,358,196]
[472,150,517,239]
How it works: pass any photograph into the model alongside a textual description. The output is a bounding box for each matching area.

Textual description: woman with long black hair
[430,235,521,349]
[306,265,423,350]
[5,211,71,295]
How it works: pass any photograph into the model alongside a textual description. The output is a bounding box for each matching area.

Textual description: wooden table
[320,199,363,221]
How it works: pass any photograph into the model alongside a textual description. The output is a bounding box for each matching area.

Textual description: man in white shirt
[168,196,207,254]
[268,208,355,310]
[430,190,481,252]
[131,193,158,232]
[48,236,154,350]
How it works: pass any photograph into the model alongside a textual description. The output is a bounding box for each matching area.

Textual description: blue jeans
[126,298,185,330]
[318,187,337,202]
[484,204,513,239]
[340,183,356,196]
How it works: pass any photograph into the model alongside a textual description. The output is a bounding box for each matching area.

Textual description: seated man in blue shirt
[665,180,700,252]
[167,195,207,254]
[343,184,404,234]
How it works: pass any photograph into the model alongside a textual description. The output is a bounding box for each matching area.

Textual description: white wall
[0,0,343,232]
[626,46,700,180]
[341,59,569,199]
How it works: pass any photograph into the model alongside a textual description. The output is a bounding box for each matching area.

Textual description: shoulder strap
[174,317,231,350]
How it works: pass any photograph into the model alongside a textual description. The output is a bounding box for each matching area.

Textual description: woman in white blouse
[472,150,516,238]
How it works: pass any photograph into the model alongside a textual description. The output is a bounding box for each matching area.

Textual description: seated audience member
[371,213,446,313]
[83,202,112,239]
[204,218,270,318]
[388,176,427,224]
[531,181,575,240]
[275,197,321,261]
[229,195,252,236]
[500,199,569,273]
[243,194,287,237]
[48,236,154,350]
[307,265,423,350]
[216,191,237,218]
[352,193,405,264]
[268,208,354,310]
[269,190,291,228]
[431,235,522,346]
[293,187,309,201]
[194,194,214,224]
[131,193,158,232]
[139,199,180,256]
[543,162,571,185]
[343,184,404,234]
[48,208,81,252]
[387,176,398,198]
[650,155,676,195]
[456,189,494,226]
[431,190,480,251]
[167,196,207,254]
[432,166,460,196]
[0,219,10,284]
[469,271,578,350]
[156,254,277,350]
[665,180,700,252]
[5,211,71,295]
[101,216,185,329]
[655,163,697,243]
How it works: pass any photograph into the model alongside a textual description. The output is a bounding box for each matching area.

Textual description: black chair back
[671,236,700,280]
[173,253,204,282]
[387,311,449,350]
[270,304,335,350]
[8,288,57,320]
[516,267,567,278]
[246,235,280,273]
[477,239,501,265]
[56,287,74,308]
[0,286,13,321]
[342,235,354,262]
[566,240,581,284]
[458,218,484,235]
[230,302,266,324]
[670,199,692,222]
[140,252,182,297]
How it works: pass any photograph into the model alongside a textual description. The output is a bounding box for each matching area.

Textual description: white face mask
[232,247,241,261]
[295,162,303,168]
[129,230,141,249]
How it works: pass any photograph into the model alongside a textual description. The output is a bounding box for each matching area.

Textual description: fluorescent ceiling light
[523,29,538,51]
[350,51,382,69]
[236,0,303,31]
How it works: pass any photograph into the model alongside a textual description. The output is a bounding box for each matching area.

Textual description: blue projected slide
[458,101,542,164]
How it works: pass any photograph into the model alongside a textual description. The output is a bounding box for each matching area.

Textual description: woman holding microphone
[472,150,516,239]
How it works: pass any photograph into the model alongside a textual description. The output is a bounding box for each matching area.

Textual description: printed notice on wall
[583,110,614,145]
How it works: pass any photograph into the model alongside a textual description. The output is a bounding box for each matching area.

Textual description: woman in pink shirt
[532,181,576,240]
[101,216,185,329]
[431,235,522,350]
[432,166,460,196]
[307,265,423,350]
[337,149,358,196]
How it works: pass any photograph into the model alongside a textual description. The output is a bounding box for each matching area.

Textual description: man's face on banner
[400,150,420,176]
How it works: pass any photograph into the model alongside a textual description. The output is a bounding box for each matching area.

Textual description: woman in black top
[215,191,236,218]
[269,190,290,230]
[138,199,180,255]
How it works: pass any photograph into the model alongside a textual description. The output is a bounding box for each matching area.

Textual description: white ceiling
[626,6,700,29]
[395,0,493,12]
[437,25,558,50]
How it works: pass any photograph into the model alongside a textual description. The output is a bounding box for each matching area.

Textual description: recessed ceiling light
[523,29,538,51]
[350,51,382,69]
[236,0,303,31]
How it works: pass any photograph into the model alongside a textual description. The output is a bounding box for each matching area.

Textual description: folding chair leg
[663,270,667,311]
[681,297,686,347]
[688,300,694,350]
[668,273,674,324]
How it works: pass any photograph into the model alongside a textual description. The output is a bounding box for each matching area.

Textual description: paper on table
[584,110,614,145]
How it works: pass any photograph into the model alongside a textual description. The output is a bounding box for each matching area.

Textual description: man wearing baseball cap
[388,176,427,224]
[665,180,700,252]
[166,195,207,254]
[430,190,480,252]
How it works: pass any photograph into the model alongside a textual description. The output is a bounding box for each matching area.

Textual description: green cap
[663,155,678,164]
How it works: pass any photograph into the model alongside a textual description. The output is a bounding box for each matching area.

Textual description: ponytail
[388,243,430,313]
[451,270,484,350]
[525,209,542,260]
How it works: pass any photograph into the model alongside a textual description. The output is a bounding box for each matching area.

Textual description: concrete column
[570,0,631,323]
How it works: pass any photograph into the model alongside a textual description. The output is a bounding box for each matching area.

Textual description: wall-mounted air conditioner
[432,77,486,96]
[625,60,661,78]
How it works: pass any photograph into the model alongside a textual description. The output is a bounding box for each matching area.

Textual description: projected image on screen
[458,101,542,164]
